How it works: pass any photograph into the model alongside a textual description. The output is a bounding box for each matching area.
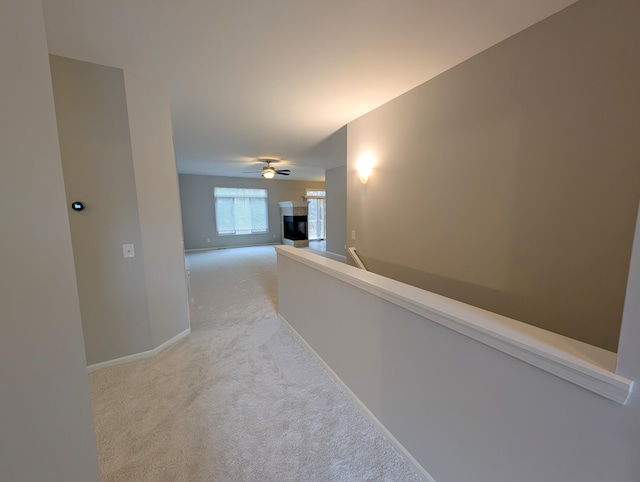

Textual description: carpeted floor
[89,245,422,481]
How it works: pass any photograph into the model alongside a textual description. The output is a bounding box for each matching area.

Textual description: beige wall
[0,1,100,480]
[179,174,324,250]
[346,0,640,351]
[50,56,190,365]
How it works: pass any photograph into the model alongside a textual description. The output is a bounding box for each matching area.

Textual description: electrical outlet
[351,230,356,240]
[123,244,135,258]
[206,237,211,243]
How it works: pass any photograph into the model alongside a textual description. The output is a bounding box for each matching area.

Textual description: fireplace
[284,216,307,241]
[279,201,309,247]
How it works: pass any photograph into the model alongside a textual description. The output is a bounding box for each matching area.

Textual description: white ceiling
[42,0,578,181]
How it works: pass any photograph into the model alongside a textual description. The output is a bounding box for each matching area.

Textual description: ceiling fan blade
[276,169,290,174]
[276,171,290,176]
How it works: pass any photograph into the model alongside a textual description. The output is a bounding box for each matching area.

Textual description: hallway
[88,246,421,481]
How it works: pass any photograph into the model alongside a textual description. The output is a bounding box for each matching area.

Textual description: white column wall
[125,70,191,348]
[0,1,100,480]
[277,250,640,482]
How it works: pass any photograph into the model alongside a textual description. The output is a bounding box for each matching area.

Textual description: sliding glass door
[306,189,326,241]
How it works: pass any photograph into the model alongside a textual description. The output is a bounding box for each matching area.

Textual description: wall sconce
[356,152,375,184]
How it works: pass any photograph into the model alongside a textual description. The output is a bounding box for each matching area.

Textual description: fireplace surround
[279,201,309,247]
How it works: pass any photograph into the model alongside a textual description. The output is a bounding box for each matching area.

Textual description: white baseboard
[278,314,436,482]
[87,328,191,373]
[185,243,279,253]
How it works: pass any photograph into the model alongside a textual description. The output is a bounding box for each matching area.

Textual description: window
[214,187,268,235]
[305,189,326,198]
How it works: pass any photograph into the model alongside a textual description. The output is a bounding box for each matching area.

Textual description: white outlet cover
[123,244,135,258]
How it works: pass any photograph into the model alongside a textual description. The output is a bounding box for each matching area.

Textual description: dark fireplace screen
[283,216,308,241]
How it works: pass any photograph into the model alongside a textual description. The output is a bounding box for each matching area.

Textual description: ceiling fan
[244,159,291,179]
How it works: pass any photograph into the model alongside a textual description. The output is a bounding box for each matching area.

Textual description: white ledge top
[275,245,633,404]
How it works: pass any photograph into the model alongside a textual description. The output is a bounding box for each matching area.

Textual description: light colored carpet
[89,245,422,481]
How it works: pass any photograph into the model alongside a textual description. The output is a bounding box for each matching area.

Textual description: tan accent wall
[347,0,640,351]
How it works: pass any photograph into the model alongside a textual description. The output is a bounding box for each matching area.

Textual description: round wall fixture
[71,201,85,211]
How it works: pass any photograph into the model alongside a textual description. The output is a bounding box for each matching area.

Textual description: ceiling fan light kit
[242,159,292,179]
[243,159,291,179]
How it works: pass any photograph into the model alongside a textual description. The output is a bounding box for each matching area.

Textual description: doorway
[306,189,326,242]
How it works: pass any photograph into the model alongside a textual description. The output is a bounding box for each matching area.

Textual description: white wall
[617,202,640,379]
[125,71,191,348]
[0,1,100,480]
[277,248,640,482]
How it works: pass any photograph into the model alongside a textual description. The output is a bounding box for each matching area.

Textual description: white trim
[276,245,633,404]
[185,243,279,253]
[279,314,436,482]
[347,246,367,270]
[87,328,191,373]
[153,328,191,353]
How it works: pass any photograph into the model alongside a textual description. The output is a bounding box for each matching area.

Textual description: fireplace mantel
[278,201,309,210]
